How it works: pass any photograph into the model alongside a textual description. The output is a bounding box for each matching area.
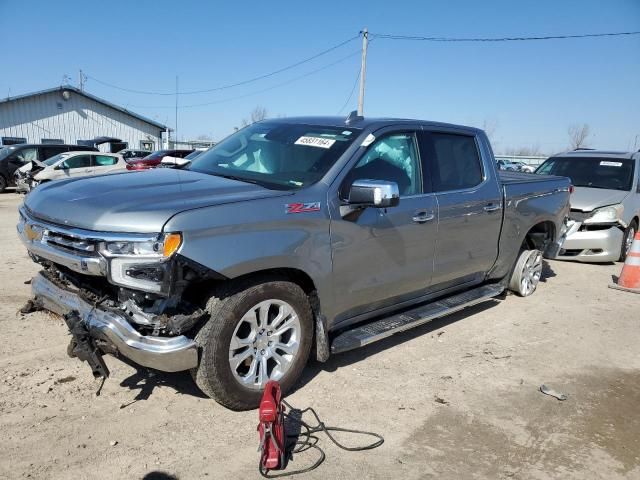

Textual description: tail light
[569,185,574,194]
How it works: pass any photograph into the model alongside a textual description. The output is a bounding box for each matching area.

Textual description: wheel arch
[521,220,556,251]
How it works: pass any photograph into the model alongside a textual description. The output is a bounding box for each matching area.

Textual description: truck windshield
[536,156,635,191]
[188,122,360,189]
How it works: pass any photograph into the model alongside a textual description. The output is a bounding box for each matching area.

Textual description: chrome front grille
[44,230,98,255]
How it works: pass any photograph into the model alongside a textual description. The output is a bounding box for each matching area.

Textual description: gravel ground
[0,191,638,480]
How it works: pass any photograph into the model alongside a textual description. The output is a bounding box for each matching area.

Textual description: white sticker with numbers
[600,161,623,167]
[294,136,336,149]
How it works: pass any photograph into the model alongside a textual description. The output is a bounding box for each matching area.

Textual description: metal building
[0,86,167,151]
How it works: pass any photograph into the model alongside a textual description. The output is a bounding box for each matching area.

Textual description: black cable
[125,50,361,110]
[336,64,361,115]
[370,30,640,42]
[85,34,360,96]
[258,399,384,478]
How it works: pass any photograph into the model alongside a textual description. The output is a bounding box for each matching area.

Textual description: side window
[63,155,91,169]
[13,147,38,164]
[41,147,66,160]
[93,155,117,166]
[344,133,422,197]
[421,132,483,192]
[536,160,555,175]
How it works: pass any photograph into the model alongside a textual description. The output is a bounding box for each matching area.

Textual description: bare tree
[251,106,268,123]
[568,124,591,149]
[504,144,543,156]
[241,106,269,127]
[481,119,498,143]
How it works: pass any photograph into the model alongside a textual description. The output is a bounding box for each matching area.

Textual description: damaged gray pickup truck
[18,115,570,410]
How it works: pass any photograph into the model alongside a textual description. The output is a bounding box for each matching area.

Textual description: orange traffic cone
[609,232,640,294]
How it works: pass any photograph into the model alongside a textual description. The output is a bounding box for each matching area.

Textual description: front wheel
[619,221,638,262]
[192,278,313,410]
[508,249,543,297]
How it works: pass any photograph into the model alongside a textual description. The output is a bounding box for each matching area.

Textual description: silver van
[536,150,640,262]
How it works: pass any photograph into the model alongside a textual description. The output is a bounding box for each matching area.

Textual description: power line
[336,65,361,115]
[125,50,361,109]
[369,30,640,42]
[85,34,360,96]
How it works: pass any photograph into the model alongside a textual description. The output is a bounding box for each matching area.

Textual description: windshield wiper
[208,172,261,185]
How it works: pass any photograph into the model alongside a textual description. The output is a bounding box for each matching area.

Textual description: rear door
[419,129,502,290]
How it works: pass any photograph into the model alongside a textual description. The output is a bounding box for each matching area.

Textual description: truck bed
[498,170,564,185]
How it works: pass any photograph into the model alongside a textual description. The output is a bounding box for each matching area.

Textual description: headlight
[104,232,182,258]
[583,204,624,225]
[101,233,182,293]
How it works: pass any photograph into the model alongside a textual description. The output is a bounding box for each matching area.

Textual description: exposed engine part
[157,309,207,335]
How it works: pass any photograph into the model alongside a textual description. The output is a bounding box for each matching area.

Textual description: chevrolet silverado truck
[17,115,570,410]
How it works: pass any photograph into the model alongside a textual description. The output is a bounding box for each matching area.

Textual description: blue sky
[1,0,639,153]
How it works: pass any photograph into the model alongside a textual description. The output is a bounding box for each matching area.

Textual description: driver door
[329,128,438,325]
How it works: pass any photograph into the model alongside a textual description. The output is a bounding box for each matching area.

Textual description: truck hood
[24,168,289,233]
[570,187,629,212]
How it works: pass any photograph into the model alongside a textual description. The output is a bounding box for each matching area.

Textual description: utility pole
[175,76,179,148]
[78,69,85,91]
[357,28,369,117]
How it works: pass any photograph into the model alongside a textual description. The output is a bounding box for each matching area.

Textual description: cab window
[420,132,483,192]
[343,133,422,198]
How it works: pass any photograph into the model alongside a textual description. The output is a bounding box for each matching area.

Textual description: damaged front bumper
[31,272,199,372]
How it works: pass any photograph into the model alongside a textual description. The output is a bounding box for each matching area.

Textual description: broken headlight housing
[583,204,625,226]
[100,233,182,293]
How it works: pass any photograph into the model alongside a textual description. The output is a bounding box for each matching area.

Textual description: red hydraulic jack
[258,381,286,470]
[257,380,384,477]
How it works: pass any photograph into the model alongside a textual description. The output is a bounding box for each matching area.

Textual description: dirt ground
[0,191,638,480]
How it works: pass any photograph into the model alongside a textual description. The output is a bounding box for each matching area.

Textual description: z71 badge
[286,202,321,214]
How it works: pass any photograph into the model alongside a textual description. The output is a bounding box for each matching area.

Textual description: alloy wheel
[228,299,301,390]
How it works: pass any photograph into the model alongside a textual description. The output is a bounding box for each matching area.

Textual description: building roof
[0,86,167,130]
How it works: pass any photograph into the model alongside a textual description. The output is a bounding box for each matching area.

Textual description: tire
[0,175,7,193]
[508,249,543,297]
[191,277,313,410]
[619,221,638,262]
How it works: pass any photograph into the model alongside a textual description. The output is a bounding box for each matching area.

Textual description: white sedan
[16,151,127,192]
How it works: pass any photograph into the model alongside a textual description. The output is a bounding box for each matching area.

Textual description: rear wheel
[509,249,543,297]
[619,221,637,262]
[192,278,313,410]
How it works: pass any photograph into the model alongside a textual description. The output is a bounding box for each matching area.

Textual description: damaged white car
[15,151,127,192]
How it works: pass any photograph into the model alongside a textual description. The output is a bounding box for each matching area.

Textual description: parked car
[496,159,518,171]
[0,143,98,192]
[15,151,127,192]
[536,150,639,262]
[118,149,152,161]
[512,161,536,173]
[159,149,206,168]
[18,115,570,410]
[126,149,194,170]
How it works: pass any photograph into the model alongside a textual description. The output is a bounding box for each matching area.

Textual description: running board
[330,284,504,354]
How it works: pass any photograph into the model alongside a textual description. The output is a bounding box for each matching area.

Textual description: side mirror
[348,179,400,208]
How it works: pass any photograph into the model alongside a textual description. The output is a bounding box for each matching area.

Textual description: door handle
[483,204,500,213]
[412,211,435,223]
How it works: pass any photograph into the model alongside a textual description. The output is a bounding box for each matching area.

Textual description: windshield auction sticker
[295,136,336,149]
[600,161,623,167]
